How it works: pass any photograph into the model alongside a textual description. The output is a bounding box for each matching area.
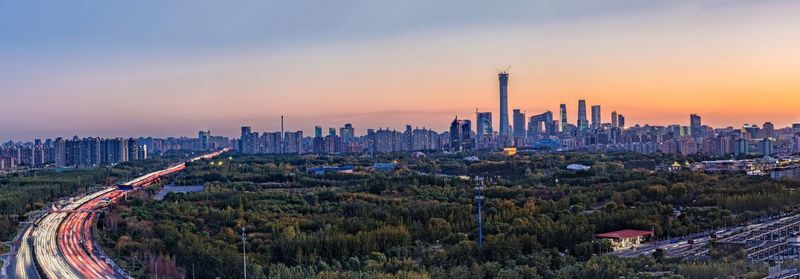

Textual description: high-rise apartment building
[283,131,304,154]
[735,138,749,156]
[404,125,413,150]
[128,139,141,161]
[762,138,774,156]
[314,126,323,138]
[312,126,325,153]
[762,122,775,139]
[324,134,341,154]
[54,137,66,167]
[198,130,211,150]
[690,114,702,138]
[370,128,402,153]
[340,123,355,146]
[793,135,800,153]
[411,128,440,151]
[240,126,251,152]
[743,124,760,139]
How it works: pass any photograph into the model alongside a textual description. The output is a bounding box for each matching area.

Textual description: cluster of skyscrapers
[482,102,798,158]
[443,71,799,158]
[4,72,800,170]
[466,71,628,152]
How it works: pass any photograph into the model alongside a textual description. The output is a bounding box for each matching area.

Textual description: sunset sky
[2,0,800,140]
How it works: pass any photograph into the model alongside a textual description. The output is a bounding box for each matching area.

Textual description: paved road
[8,222,40,279]
[58,190,128,278]
[35,189,111,279]
[9,149,228,279]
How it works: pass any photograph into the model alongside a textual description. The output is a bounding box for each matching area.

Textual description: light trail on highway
[12,221,40,279]
[58,190,126,278]
[34,189,112,279]
[18,149,229,279]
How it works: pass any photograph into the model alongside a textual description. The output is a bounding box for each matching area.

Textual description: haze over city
[3,0,800,140]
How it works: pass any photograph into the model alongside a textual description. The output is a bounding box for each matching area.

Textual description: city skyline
[3,0,800,140]
[2,105,795,143]
[2,96,799,142]
[5,2,800,278]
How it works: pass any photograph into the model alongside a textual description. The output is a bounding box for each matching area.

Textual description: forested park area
[93,151,800,278]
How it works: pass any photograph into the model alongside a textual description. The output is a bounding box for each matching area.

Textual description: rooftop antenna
[495,65,512,74]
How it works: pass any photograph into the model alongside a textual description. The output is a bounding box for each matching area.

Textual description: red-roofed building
[595,229,654,250]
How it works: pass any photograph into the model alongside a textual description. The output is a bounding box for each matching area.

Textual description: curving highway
[11,149,228,279]
[58,189,129,278]
[34,189,113,279]
[11,221,40,279]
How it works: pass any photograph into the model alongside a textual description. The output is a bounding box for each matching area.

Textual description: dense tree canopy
[93,151,792,278]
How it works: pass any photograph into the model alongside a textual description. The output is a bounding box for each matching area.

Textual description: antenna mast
[475,176,484,249]
[242,227,248,279]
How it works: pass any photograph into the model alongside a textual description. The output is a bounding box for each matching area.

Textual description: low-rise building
[595,229,654,251]
[772,166,800,181]
[307,165,354,175]
[372,163,397,172]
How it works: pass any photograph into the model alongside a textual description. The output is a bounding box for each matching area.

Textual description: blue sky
[2,0,799,140]
[1,1,673,51]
